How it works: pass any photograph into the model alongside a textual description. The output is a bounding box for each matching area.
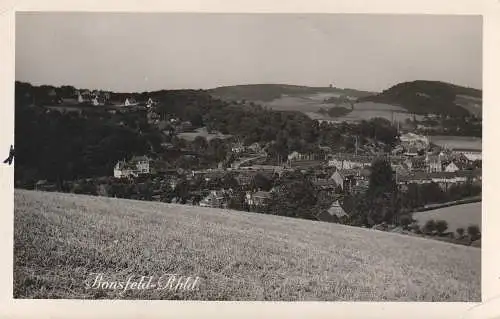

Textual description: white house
[426,154,442,173]
[146,98,157,108]
[444,162,460,173]
[199,190,226,208]
[92,96,100,106]
[124,98,138,107]
[113,156,151,178]
[328,154,372,170]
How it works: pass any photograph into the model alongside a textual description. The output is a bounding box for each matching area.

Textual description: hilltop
[14,190,480,301]
[358,80,482,117]
[208,84,375,102]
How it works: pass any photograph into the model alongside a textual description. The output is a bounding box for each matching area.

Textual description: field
[176,127,233,142]
[305,101,423,124]
[14,190,480,301]
[413,202,482,233]
[428,136,482,151]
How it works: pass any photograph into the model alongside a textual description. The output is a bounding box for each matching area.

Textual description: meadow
[428,136,482,151]
[413,202,482,233]
[14,189,480,301]
[176,127,233,142]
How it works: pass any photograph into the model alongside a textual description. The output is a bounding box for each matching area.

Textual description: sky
[15,13,482,93]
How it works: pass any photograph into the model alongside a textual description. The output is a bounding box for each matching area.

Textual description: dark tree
[435,220,449,235]
[467,225,481,241]
[423,219,437,235]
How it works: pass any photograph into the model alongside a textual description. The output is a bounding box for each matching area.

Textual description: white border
[1,1,498,318]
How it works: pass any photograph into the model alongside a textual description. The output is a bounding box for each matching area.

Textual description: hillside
[208,84,375,103]
[358,80,482,117]
[14,190,480,301]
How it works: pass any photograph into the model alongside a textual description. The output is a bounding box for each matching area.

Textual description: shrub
[399,214,412,229]
[456,227,465,238]
[423,219,437,235]
[467,225,481,241]
[435,220,448,235]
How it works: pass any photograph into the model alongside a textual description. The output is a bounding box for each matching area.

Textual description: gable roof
[327,200,348,218]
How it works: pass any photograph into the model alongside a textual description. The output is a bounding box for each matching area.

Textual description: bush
[435,220,448,235]
[467,225,481,241]
[399,214,412,229]
[423,219,437,235]
[456,227,465,238]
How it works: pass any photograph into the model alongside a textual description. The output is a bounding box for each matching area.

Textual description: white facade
[444,162,460,173]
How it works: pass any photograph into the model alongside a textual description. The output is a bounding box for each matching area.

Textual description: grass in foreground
[14,189,480,301]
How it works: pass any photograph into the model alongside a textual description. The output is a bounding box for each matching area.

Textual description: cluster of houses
[56,89,159,109]
[108,125,481,221]
[113,156,152,178]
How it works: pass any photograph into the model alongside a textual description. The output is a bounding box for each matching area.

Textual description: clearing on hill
[14,190,480,301]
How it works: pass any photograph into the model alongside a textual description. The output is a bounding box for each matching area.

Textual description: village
[27,86,482,228]
[106,125,481,223]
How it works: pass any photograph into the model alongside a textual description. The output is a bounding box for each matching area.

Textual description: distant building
[245,190,272,208]
[328,154,373,170]
[399,132,429,150]
[113,156,151,178]
[231,141,245,154]
[315,200,348,223]
[124,98,138,107]
[199,190,226,208]
[146,97,158,108]
[444,161,461,173]
[397,170,481,191]
[330,168,370,194]
[453,148,482,162]
[426,154,443,173]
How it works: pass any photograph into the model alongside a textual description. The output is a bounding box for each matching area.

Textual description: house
[404,147,420,157]
[199,190,226,208]
[311,178,338,195]
[124,98,138,107]
[34,180,57,192]
[453,148,482,162]
[327,154,373,170]
[231,142,245,154]
[77,92,90,104]
[397,170,480,191]
[400,133,429,155]
[247,142,263,153]
[146,98,158,108]
[444,161,460,173]
[91,96,102,106]
[426,154,442,173]
[59,97,80,106]
[176,121,193,133]
[245,191,272,207]
[403,156,426,172]
[315,200,348,223]
[113,156,151,178]
[330,169,358,193]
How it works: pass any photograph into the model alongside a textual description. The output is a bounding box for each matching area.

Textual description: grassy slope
[14,190,480,301]
[413,202,482,233]
[208,84,374,102]
[358,80,482,116]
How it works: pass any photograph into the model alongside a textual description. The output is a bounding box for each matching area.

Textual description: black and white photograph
[12,12,482,302]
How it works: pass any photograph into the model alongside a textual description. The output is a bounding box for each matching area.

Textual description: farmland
[413,202,482,233]
[15,190,480,301]
[213,86,422,123]
[176,127,233,142]
[428,135,482,151]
